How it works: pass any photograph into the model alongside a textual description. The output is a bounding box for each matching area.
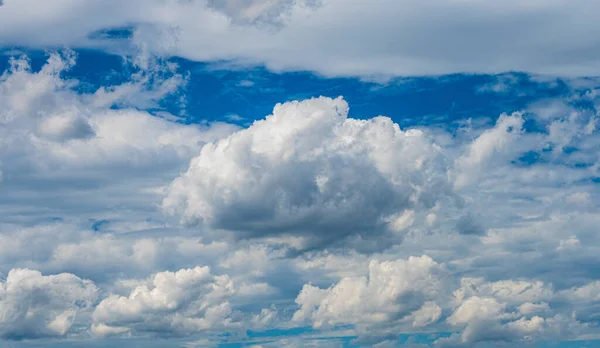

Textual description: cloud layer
[2,0,600,77]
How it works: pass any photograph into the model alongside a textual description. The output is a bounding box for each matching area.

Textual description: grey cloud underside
[1,51,600,346]
[1,0,600,77]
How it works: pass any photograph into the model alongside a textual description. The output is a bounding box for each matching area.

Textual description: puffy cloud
[2,46,600,347]
[0,268,98,339]
[292,253,600,346]
[453,112,524,190]
[2,1,600,77]
[0,219,237,288]
[559,281,600,323]
[447,296,507,326]
[0,51,238,231]
[0,50,242,290]
[441,278,553,345]
[452,278,553,306]
[163,96,453,251]
[292,255,449,331]
[0,51,232,167]
[439,273,600,346]
[92,266,237,337]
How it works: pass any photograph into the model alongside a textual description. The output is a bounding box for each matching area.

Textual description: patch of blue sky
[0,49,575,132]
[90,219,111,232]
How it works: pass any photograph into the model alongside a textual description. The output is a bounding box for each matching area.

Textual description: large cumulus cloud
[163,96,454,251]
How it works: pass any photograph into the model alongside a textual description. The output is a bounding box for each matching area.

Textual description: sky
[0,1,600,347]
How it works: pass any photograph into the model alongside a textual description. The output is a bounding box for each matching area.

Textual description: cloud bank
[1,0,600,77]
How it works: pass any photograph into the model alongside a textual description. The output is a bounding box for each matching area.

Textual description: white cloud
[440,276,590,347]
[1,47,600,346]
[452,278,553,306]
[453,112,524,190]
[557,235,580,251]
[163,96,453,251]
[2,1,600,77]
[0,51,238,234]
[292,253,600,346]
[92,266,237,337]
[0,219,236,288]
[0,51,232,168]
[0,268,98,339]
[292,255,449,330]
[446,296,507,326]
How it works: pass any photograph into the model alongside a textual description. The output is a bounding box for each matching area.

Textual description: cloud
[292,254,600,346]
[205,0,321,24]
[292,255,448,330]
[0,268,98,340]
[92,266,237,337]
[2,1,600,77]
[0,219,237,288]
[453,112,525,190]
[1,47,600,346]
[0,51,238,228]
[163,96,454,251]
[438,276,594,347]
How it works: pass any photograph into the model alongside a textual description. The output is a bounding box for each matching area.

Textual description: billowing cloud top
[163,96,454,251]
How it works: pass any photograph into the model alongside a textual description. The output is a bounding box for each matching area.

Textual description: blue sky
[1,1,600,347]
[1,49,572,128]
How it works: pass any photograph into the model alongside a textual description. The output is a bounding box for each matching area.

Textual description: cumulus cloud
[292,254,600,346]
[0,51,238,228]
[0,268,98,339]
[163,96,454,251]
[1,44,600,347]
[292,255,448,330]
[437,275,598,347]
[0,219,238,289]
[453,112,525,190]
[92,266,237,337]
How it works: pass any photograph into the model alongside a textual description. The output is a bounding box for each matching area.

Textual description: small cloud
[237,79,255,87]
[565,192,593,207]
[557,236,580,251]
[1,49,23,56]
[225,114,245,122]
[527,99,574,120]
[476,74,519,94]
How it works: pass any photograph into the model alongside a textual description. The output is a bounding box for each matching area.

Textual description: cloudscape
[1,1,600,347]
